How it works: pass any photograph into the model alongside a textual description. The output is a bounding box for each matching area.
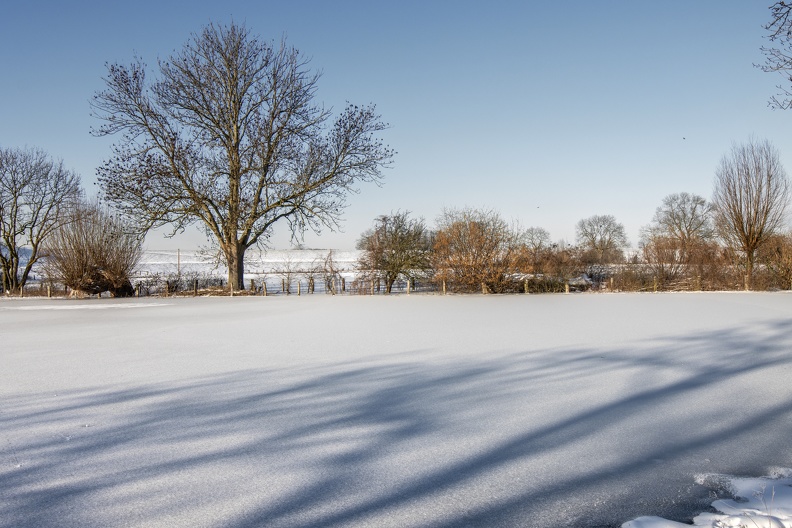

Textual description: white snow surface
[2,292,792,527]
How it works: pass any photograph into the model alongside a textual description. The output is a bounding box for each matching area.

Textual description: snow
[625,470,792,527]
[138,248,361,278]
[2,292,792,527]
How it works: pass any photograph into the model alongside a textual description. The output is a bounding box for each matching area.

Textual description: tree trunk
[2,250,21,293]
[224,243,246,291]
[745,255,753,291]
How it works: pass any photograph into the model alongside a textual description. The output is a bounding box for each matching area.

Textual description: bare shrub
[757,231,792,289]
[432,208,525,293]
[42,201,142,297]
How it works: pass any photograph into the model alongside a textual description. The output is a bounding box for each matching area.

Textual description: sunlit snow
[3,292,792,527]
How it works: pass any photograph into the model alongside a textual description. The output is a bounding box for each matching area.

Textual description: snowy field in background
[138,249,362,278]
[2,293,792,527]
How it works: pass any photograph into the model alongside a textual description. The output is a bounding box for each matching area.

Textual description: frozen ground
[2,292,792,527]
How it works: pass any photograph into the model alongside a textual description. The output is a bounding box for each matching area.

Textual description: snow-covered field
[2,292,792,527]
[138,249,361,279]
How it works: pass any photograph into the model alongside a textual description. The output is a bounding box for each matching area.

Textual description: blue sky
[2,1,791,251]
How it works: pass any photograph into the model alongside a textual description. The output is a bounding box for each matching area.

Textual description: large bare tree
[356,211,431,293]
[0,147,81,293]
[712,139,791,289]
[92,23,394,290]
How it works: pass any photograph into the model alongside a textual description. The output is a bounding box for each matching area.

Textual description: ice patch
[624,469,792,528]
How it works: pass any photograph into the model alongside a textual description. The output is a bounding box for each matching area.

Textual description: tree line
[355,139,792,294]
[4,8,792,296]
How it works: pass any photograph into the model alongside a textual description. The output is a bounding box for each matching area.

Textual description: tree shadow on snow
[3,319,792,527]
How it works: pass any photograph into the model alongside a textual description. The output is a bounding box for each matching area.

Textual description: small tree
[711,139,790,289]
[321,250,341,294]
[356,211,431,293]
[0,147,81,293]
[432,208,524,293]
[575,214,628,265]
[42,201,142,297]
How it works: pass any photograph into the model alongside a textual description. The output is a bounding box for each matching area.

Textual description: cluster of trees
[356,139,792,293]
[0,146,143,296]
[2,22,393,296]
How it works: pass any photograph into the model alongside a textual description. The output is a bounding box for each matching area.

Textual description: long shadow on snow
[2,319,792,527]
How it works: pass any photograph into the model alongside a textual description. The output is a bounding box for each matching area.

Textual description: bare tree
[760,2,792,109]
[575,214,628,265]
[273,252,299,294]
[92,22,394,291]
[522,226,552,274]
[432,208,524,293]
[640,193,715,287]
[712,139,791,289]
[0,147,81,293]
[649,193,714,250]
[356,211,431,293]
[42,200,142,297]
[320,250,341,294]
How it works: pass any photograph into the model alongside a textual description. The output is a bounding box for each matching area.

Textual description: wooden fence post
[263,282,268,296]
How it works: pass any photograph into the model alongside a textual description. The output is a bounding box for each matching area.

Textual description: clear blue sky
[2,1,791,251]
